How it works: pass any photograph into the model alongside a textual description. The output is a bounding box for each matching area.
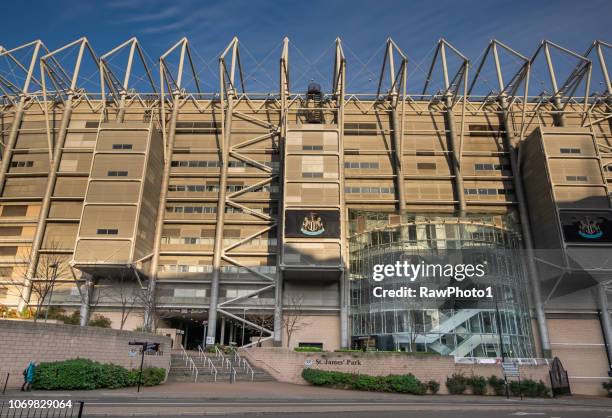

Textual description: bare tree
[105,271,139,330]
[248,298,274,346]
[0,240,71,321]
[283,294,307,348]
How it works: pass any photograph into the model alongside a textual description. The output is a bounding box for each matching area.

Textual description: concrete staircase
[168,349,275,383]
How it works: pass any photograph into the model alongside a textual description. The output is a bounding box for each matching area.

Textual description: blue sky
[1,0,611,94]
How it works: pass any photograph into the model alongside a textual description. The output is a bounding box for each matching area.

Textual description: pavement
[1,381,611,417]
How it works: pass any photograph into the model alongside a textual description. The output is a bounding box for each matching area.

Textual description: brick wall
[0,319,171,390]
[242,347,551,395]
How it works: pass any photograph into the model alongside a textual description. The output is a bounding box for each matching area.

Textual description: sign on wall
[560,211,612,244]
[285,210,340,238]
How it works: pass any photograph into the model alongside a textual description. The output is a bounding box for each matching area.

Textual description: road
[2,381,610,417]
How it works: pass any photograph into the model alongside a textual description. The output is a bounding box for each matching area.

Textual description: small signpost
[128,341,160,392]
[501,361,521,399]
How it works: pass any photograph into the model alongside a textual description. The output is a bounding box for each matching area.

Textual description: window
[560,148,581,154]
[1,205,27,217]
[566,175,588,182]
[345,186,395,194]
[475,163,510,171]
[97,228,118,235]
[302,172,323,178]
[344,122,377,135]
[344,162,379,169]
[107,170,128,177]
[10,161,34,168]
[464,188,514,196]
[228,160,248,167]
[417,162,437,170]
[112,144,133,150]
[171,160,220,168]
[303,145,323,151]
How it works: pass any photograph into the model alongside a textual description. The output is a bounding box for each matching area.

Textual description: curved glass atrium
[348,212,535,358]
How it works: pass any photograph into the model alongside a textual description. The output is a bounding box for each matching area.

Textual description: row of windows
[345,186,396,194]
[560,148,581,154]
[566,175,588,182]
[107,171,128,177]
[171,160,280,169]
[166,206,276,215]
[168,184,279,193]
[344,162,380,169]
[10,161,34,168]
[161,264,276,274]
[474,163,510,171]
[97,228,118,235]
[464,188,514,196]
[161,236,277,246]
[302,172,324,178]
[303,145,323,151]
[112,144,133,150]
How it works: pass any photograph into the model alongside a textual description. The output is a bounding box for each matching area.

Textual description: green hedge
[509,379,549,397]
[302,369,426,395]
[294,346,323,352]
[32,359,165,390]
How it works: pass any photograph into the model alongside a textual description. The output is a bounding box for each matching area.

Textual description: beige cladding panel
[86,181,141,203]
[2,177,47,197]
[49,201,83,219]
[59,152,92,173]
[53,177,87,197]
[64,132,97,148]
[15,133,48,149]
[553,186,609,209]
[79,206,137,238]
[284,242,341,266]
[285,183,339,205]
[542,135,597,156]
[96,130,149,152]
[548,159,604,185]
[174,134,218,149]
[8,153,51,173]
[403,155,451,175]
[405,180,454,200]
[91,154,145,178]
[74,240,132,264]
[43,223,79,250]
[285,155,339,179]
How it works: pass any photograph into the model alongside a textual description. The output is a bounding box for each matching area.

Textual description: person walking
[20,361,36,392]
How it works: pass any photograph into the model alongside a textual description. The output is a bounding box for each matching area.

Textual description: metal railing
[1,372,8,394]
[0,400,85,417]
[455,357,551,366]
[179,344,199,382]
[233,350,254,381]
[197,345,218,382]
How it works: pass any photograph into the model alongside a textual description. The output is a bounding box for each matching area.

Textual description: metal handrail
[197,345,208,363]
[207,358,218,382]
[188,357,199,382]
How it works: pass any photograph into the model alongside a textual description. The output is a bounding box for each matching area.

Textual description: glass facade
[349,212,535,358]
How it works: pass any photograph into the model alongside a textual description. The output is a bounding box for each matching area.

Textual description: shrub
[334,349,362,353]
[31,358,165,390]
[294,346,323,352]
[88,314,112,328]
[509,379,549,397]
[301,369,426,395]
[468,376,487,395]
[386,374,426,395]
[446,373,468,395]
[487,375,507,396]
[603,380,612,397]
[427,380,440,394]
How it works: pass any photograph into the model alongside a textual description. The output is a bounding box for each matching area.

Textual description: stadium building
[0,37,611,387]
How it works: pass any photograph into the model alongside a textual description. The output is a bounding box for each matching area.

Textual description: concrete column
[444,96,466,217]
[207,89,234,344]
[220,316,226,346]
[273,272,284,346]
[500,97,552,357]
[0,99,26,196]
[18,98,74,311]
[390,104,406,213]
[146,92,180,330]
[597,284,612,371]
[79,276,94,327]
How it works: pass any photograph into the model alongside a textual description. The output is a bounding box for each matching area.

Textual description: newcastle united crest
[577,216,603,239]
[301,212,325,236]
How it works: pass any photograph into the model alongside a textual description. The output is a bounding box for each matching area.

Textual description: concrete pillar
[444,96,466,217]
[220,316,226,346]
[597,284,612,372]
[79,276,94,327]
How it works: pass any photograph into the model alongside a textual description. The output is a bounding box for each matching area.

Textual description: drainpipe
[500,95,552,357]
[597,283,612,374]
